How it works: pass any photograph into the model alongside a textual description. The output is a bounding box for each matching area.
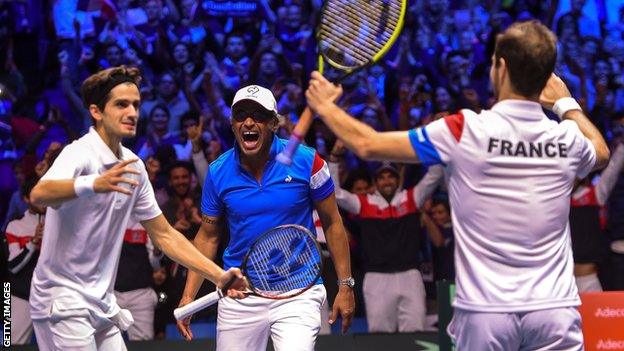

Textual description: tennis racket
[275,0,407,165]
[174,224,323,320]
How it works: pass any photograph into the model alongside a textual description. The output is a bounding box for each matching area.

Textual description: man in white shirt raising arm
[28,66,246,351]
[305,20,609,350]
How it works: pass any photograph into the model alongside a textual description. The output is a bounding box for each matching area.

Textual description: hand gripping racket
[174,224,323,320]
[275,0,407,165]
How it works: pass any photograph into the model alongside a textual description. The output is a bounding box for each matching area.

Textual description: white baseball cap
[231,85,278,114]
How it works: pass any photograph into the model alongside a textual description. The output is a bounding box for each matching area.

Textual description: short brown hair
[494,20,557,98]
[80,66,142,112]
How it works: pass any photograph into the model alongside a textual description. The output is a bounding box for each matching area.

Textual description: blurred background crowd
[2,0,624,343]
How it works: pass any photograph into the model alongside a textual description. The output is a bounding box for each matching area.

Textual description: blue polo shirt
[201,135,334,270]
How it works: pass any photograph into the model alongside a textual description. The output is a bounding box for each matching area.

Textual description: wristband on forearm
[74,174,98,197]
[552,97,582,119]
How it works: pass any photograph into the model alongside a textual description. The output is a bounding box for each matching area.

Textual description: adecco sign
[579,292,624,351]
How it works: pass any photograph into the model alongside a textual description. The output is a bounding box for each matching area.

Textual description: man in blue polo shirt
[177,85,355,350]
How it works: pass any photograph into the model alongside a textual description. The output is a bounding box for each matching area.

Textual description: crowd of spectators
[2,0,624,342]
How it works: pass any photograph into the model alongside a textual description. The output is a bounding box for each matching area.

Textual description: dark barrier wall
[12,333,439,351]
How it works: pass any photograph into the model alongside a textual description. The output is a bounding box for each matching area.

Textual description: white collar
[84,127,125,165]
[491,99,545,121]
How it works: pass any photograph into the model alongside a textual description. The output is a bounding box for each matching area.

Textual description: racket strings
[324,6,392,43]
[276,229,320,292]
[249,236,293,292]
[246,227,321,296]
[248,239,274,291]
[320,22,384,56]
[319,29,378,67]
[328,0,399,37]
[321,14,384,60]
[319,0,402,68]
[325,0,399,27]
[266,232,319,294]
[269,231,312,292]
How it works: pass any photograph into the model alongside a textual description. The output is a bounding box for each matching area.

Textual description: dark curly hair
[80,65,142,112]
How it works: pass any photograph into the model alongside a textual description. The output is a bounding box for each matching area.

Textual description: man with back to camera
[176,84,355,350]
[28,66,246,350]
[305,21,610,350]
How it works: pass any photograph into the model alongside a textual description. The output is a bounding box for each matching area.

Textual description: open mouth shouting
[241,130,260,150]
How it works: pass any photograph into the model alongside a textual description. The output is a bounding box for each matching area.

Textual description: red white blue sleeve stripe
[409,113,465,166]
[310,153,334,201]
[409,127,444,166]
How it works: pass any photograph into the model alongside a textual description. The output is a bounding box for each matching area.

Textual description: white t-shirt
[409,100,596,313]
[29,128,161,320]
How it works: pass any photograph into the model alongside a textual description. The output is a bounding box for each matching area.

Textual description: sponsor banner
[201,1,257,17]
[579,292,624,351]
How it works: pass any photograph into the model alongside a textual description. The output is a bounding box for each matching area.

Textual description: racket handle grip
[220,274,238,292]
[276,107,314,166]
[173,290,222,320]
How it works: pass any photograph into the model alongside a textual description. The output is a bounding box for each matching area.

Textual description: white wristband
[74,174,98,197]
[552,97,582,119]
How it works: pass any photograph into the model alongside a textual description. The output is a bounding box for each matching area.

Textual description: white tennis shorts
[216,284,326,351]
[448,307,584,350]
[32,312,127,351]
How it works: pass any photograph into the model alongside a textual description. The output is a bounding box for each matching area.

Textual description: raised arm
[327,144,361,215]
[188,117,209,184]
[540,74,610,169]
[564,109,609,170]
[259,0,277,23]
[163,0,181,22]
[412,165,445,208]
[306,71,419,163]
[60,66,91,122]
[31,158,141,208]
